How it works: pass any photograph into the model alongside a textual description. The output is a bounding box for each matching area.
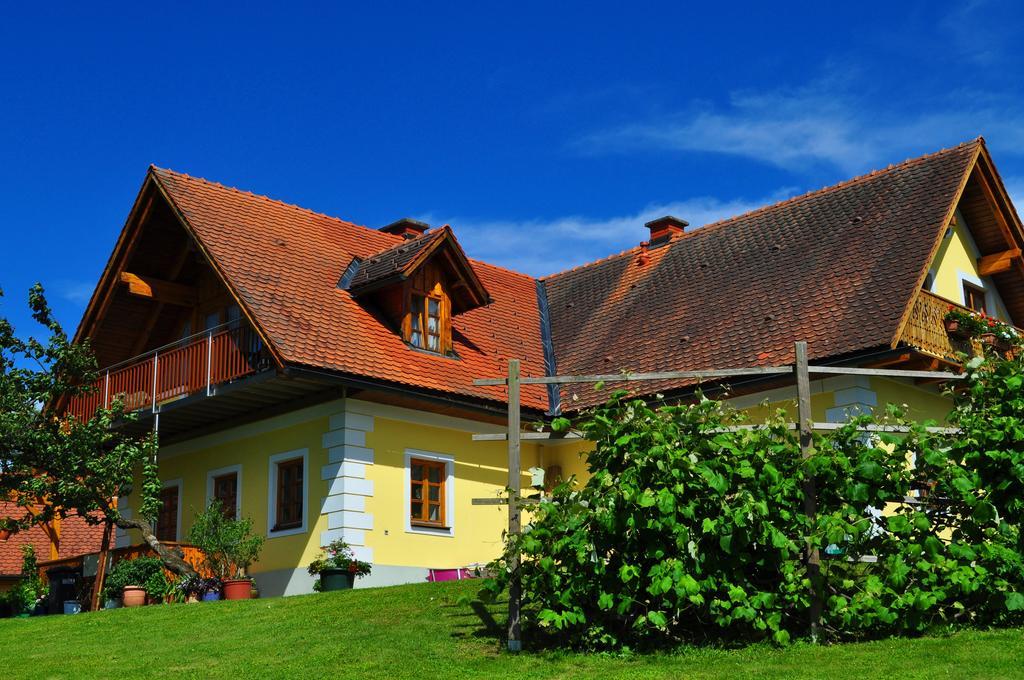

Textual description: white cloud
[52,279,95,305]
[425,188,795,277]
[575,78,1024,175]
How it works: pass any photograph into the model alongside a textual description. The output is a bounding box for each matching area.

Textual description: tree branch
[114,516,197,577]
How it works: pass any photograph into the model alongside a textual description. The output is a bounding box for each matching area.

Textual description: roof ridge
[541,243,644,281]
[150,165,401,244]
[541,138,983,281]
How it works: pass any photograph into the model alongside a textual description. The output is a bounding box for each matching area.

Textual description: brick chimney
[380,218,429,239]
[644,215,688,245]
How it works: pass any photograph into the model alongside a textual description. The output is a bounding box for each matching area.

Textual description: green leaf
[551,417,572,432]
[647,610,668,628]
[972,501,996,524]
[598,592,614,610]
[1007,592,1024,612]
[719,534,733,554]
[773,629,791,646]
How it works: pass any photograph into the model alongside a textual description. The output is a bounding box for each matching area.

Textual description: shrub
[104,556,166,601]
[483,369,1024,650]
[0,545,48,616]
[187,501,264,580]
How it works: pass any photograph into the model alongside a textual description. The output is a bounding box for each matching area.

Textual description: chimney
[380,217,429,239]
[644,215,688,245]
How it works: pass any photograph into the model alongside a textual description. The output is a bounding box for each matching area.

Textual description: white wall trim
[205,464,243,518]
[404,449,456,538]
[161,478,184,542]
[267,448,309,539]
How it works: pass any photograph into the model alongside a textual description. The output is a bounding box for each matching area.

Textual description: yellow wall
[119,400,545,585]
[121,412,331,574]
[364,417,540,568]
[928,211,1011,321]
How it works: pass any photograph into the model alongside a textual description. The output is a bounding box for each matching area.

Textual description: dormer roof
[346,225,490,314]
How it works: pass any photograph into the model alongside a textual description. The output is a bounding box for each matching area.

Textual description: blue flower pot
[202,590,221,602]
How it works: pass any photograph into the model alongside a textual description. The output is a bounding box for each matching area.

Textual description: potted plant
[976,314,1017,352]
[105,556,165,608]
[187,501,264,601]
[307,539,372,592]
[943,307,980,339]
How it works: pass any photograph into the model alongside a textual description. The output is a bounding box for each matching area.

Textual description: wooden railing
[898,290,1024,360]
[65,323,270,421]
[900,290,969,359]
[37,542,210,582]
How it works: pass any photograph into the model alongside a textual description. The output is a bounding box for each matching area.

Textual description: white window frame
[159,478,183,543]
[267,448,309,538]
[404,449,455,537]
[205,464,243,518]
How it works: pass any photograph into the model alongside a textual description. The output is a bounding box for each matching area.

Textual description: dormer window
[410,292,444,352]
[344,225,491,356]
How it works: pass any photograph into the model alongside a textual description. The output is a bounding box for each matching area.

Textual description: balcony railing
[900,289,1022,360]
[65,323,270,422]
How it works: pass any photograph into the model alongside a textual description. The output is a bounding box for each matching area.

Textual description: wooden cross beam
[119,272,198,307]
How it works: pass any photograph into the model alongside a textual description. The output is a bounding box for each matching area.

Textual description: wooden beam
[119,272,197,307]
[978,248,1021,276]
[130,242,195,356]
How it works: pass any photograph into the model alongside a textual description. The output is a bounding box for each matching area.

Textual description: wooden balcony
[66,322,272,422]
[899,289,1021,361]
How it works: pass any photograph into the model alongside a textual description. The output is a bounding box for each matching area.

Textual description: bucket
[63,600,82,615]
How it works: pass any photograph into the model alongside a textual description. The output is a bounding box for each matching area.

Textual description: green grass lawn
[0,580,1020,679]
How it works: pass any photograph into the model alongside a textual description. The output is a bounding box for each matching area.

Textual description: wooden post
[90,518,114,612]
[506,359,522,652]
[795,341,822,640]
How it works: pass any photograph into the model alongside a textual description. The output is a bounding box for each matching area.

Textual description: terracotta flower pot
[122,586,146,608]
[222,579,253,600]
[944,318,970,339]
[980,333,1012,352]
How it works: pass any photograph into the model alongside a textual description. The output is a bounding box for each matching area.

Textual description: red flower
[348,564,357,572]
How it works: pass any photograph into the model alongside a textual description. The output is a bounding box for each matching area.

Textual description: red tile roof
[0,503,105,576]
[131,141,981,414]
[542,140,980,408]
[151,168,551,411]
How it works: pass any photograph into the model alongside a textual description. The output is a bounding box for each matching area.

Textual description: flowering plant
[944,307,985,335]
[307,539,372,587]
[177,574,223,598]
[944,307,1018,343]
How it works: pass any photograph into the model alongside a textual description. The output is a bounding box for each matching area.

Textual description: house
[0,503,104,591]
[61,137,1024,596]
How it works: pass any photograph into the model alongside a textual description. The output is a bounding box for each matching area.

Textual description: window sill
[406,522,454,537]
[268,523,306,538]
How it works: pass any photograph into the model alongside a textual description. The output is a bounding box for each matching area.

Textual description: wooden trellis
[471,341,965,650]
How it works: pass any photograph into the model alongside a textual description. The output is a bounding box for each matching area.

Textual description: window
[267,449,308,537]
[408,294,443,352]
[409,458,446,527]
[274,458,304,531]
[156,485,180,542]
[213,472,238,519]
[963,281,987,313]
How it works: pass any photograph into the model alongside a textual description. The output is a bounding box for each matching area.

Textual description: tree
[0,284,196,578]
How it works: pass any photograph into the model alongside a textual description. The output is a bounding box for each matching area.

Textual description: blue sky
[2,1,1024,339]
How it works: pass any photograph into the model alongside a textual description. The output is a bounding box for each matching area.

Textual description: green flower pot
[320,568,355,591]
